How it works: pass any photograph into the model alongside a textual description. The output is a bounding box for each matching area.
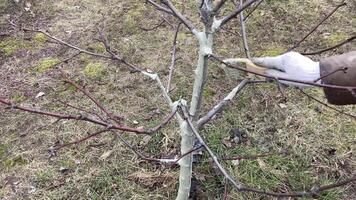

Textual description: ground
[0,0,355,199]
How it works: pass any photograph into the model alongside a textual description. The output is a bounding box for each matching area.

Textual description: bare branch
[298,89,356,119]
[9,21,112,59]
[213,0,229,13]
[313,67,348,83]
[115,131,178,163]
[0,98,177,134]
[243,0,264,21]
[197,79,249,129]
[161,0,197,33]
[145,0,173,14]
[220,0,259,27]
[167,23,182,92]
[239,0,251,59]
[288,2,347,51]
[58,68,123,125]
[301,35,356,55]
[53,128,110,151]
[139,19,166,31]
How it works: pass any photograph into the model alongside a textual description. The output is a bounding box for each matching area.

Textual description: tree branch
[239,0,251,59]
[161,0,197,34]
[145,0,173,14]
[243,0,264,21]
[0,98,177,134]
[220,0,259,27]
[298,89,356,119]
[167,23,182,92]
[197,79,249,129]
[288,1,347,51]
[301,35,356,55]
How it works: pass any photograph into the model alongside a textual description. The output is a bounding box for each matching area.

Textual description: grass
[0,0,355,199]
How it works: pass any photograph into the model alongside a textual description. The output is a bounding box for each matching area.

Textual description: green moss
[10,92,26,103]
[36,58,60,73]
[84,62,105,78]
[33,33,48,43]
[88,42,106,54]
[4,154,28,169]
[0,37,29,56]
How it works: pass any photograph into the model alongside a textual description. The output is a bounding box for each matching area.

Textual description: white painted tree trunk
[176,29,214,200]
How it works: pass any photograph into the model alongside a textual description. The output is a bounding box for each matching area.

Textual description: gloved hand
[252,51,320,87]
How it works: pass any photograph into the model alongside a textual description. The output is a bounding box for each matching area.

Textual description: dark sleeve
[319,51,356,105]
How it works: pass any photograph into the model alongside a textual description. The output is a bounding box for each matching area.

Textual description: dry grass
[0,0,355,199]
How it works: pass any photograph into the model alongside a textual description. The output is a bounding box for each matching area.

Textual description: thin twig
[220,0,259,27]
[301,35,356,55]
[53,128,111,151]
[298,89,356,119]
[140,20,166,31]
[288,2,347,52]
[161,0,197,33]
[313,67,348,83]
[239,0,251,59]
[58,68,123,125]
[173,145,204,164]
[167,23,181,92]
[145,0,173,14]
[243,0,264,21]
[0,98,177,134]
[115,131,177,163]
[223,178,229,200]
[213,0,229,13]
[56,99,107,122]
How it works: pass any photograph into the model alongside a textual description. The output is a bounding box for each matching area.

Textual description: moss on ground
[84,62,106,78]
[36,57,61,73]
